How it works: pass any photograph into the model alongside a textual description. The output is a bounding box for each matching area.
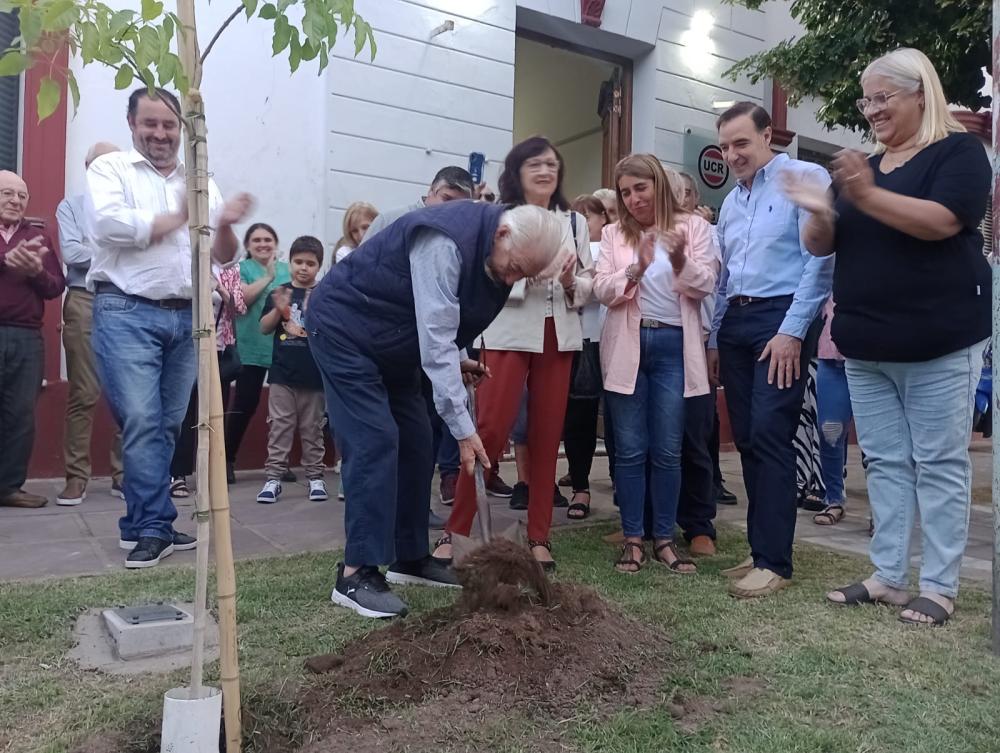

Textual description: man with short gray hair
[307,200,564,618]
[56,141,123,507]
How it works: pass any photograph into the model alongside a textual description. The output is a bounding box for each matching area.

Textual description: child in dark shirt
[256,236,327,503]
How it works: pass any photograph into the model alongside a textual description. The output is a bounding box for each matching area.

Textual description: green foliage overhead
[0,0,377,121]
[725,0,990,131]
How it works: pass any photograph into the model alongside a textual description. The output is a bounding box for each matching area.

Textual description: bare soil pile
[298,540,668,753]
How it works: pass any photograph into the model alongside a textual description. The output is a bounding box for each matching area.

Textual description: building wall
[28,0,871,478]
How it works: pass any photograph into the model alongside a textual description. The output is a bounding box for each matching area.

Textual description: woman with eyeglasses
[783,48,990,626]
[434,136,593,571]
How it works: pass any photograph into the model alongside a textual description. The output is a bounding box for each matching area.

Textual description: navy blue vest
[308,200,512,368]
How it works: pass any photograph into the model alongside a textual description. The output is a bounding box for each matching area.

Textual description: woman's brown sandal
[615,541,646,574]
[653,540,697,574]
[432,533,453,565]
[814,505,845,526]
[528,539,556,573]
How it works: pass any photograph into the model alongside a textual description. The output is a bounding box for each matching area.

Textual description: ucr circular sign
[698,145,729,189]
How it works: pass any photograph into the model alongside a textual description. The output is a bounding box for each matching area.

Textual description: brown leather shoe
[689,535,716,557]
[0,489,48,508]
[729,568,790,599]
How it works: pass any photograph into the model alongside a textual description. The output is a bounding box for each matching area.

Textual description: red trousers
[447,318,574,542]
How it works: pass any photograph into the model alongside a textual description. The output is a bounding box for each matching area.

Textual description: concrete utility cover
[68,603,219,676]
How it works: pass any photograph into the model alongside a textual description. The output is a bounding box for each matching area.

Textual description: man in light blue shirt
[707,102,833,598]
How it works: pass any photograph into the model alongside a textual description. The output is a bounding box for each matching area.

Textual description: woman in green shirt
[224,223,290,482]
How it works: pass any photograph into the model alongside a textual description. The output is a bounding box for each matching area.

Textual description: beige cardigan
[480,207,594,353]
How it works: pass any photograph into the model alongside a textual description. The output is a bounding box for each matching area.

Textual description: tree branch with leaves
[725,0,989,131]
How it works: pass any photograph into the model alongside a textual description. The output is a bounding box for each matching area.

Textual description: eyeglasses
[0,189,28,202]
[855,90,904,114]
[523,159,560,173]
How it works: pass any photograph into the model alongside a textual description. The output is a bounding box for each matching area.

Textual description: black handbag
[569,339,602,399]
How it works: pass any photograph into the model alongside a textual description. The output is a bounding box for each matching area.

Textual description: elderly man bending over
[307,200,564,618]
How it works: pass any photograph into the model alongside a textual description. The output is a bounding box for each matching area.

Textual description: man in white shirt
[86,87,253,569]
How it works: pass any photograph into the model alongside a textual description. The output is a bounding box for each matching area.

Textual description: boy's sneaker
[386,555,461,588]
[120,531,197,551]
[486,471,514,498]
[309,479,329,502]
[124,537,175,569]
[256,479,282,504]
[439,472,458,506]
[331,563,408,618]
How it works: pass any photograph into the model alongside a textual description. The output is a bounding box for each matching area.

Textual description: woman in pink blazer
[595,154,720,574]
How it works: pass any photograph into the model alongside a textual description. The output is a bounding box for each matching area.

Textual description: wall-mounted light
[712,100,735,110]
[679,10,716,73]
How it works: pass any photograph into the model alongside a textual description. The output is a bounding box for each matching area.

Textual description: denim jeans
[846,340,986,598]
[816,359,852,505]
[92,294,196,542]
[605,325,685,539]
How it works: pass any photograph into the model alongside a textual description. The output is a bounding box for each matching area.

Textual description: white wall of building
[63,0,870,255]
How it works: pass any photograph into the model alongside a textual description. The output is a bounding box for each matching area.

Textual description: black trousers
[676,388,717,541]
[0,326,43,494]
[223,364,267,464]
[718,296,820,578]
[563,396,600,491]
[172,361,232,478]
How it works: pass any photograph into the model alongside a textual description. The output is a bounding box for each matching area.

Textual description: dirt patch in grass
[298,540,669,752]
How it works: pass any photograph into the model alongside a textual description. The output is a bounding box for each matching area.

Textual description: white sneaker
[333,459,342,474]
[256,479,282,504]
[309,479,329,502]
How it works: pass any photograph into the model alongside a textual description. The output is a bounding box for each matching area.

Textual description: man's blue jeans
[605,325,685,540]
[816,359,852,505]
[718,296,820,579]
[846,340,986,598]
[311,327,432,567]
[92,293,196,542]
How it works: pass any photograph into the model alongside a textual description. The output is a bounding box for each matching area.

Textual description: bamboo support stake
[208,336,242,752]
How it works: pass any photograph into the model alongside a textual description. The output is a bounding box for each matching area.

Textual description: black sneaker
[119,531,197,551]
[553,484,568,508]
[716,484,738,505]
[226,462,236,486]
[331,563,408,618]
[387,555,460,588]
[509,481,528,510]
[486,472,514,498]
[111,479,126,499]
[125,537,175,569]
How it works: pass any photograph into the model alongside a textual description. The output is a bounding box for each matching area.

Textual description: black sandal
[814,505,845,526]
[615,541,645,574]
[528,539,556,573]
[432,533,453,566]
[169,477,190,499]
[899,596,953,627]
[566,490,591,520]
[827,581,895,607]
[652,540,697,574]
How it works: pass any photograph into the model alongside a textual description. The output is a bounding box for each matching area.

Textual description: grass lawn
[1,524,999,753]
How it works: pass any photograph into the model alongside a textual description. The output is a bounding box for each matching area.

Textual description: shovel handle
[466,382,493,544]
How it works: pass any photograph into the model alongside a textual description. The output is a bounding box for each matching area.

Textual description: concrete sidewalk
[1,444,994,583]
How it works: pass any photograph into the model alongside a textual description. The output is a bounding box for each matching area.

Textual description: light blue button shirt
[709,153,833,346]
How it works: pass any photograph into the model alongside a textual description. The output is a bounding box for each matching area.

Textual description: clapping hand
[831,149,875,204]
[780,170,833,215]
[270,286,292,309]
[557,251,577,291]
[637,230,657,272]
[219,192,255,227]
[4,236,49,277]
[661,228,687,273]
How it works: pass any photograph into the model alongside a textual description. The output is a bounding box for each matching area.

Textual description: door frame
[514,28,633,189]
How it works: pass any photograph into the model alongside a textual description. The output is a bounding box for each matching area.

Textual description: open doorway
[513,34,631,196]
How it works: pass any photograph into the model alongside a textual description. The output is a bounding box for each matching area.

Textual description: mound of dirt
[299,540,669,753]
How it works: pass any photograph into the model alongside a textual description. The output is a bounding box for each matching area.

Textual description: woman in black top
[783,47,990,626]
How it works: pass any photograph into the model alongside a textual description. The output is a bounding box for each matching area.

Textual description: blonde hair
[335,201,378,256]
[499,204,565,278]
[613,154,683,247]
[861,48,965,152]
[592,187,616,204]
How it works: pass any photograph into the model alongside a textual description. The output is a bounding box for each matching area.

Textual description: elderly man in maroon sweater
[0,171,66,508]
